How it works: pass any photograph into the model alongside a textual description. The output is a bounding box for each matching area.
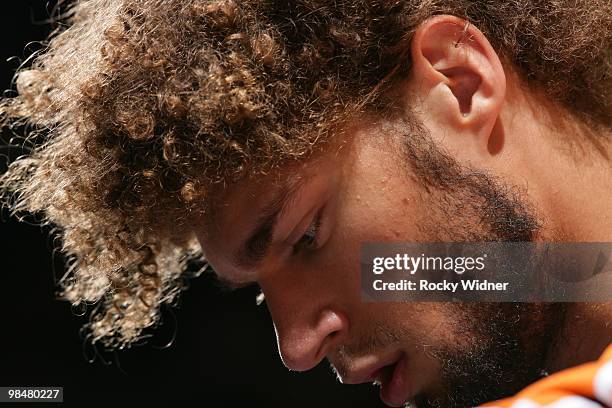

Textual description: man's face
[194,119,565,407]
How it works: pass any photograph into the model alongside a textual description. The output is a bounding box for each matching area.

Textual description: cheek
[336,147,428,246]
[294,140,433,316]
[308,162,426,291]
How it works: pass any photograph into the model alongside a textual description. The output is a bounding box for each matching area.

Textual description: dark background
[0,2,383,407]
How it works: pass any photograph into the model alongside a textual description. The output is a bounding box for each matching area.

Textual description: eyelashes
[291,212,321,255]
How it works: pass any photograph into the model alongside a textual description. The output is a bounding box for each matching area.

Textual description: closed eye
[292,212,321,255]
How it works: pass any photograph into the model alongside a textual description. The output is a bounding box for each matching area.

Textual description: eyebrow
[233,175,310,271]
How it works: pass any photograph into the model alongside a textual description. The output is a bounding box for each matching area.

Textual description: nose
[274,308,349,372]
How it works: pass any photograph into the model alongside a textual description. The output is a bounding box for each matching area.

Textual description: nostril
[314,309,349,359]
[314,329,343,363]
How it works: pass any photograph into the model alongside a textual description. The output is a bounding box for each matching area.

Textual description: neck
[502,90,612,372]
[500,77,612,241]
[536,116,612,372]
[545,303,612,373]
[540,143,612,241]
[506,106,612,241]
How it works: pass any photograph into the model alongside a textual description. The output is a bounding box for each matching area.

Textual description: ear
[409,15,506,157]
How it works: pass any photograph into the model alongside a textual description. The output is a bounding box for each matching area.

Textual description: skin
[193,15,612,408]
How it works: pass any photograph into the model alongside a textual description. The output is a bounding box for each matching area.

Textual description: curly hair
[1,0,610,349]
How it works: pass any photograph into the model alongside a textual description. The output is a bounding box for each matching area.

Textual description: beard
[382,119,567,407]
[408,302,566,408]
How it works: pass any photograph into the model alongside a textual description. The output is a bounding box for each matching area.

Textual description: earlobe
[410,15,506,151]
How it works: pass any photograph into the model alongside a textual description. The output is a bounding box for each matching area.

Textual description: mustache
[328,323,404,378]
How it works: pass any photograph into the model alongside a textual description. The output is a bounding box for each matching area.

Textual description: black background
[0,2,383,407]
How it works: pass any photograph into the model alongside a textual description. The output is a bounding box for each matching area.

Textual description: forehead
[207,159,306,228]
[194,160,310,280]
[193,129,356,280]
[200,132,350,230]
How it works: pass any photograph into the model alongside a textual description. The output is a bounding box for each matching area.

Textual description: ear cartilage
[454,21,471,48]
